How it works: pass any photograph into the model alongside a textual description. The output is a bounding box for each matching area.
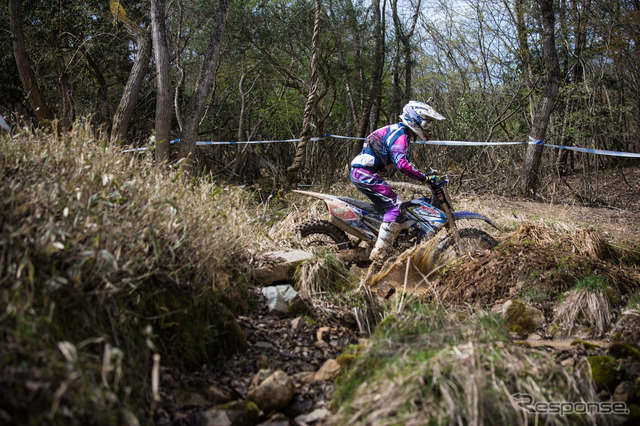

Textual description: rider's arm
[390,135,427,182]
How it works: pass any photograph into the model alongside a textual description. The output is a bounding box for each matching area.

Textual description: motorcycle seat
[337,197,385,215]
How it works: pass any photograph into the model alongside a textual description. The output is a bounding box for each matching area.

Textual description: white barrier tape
[122,134,640,158]
[187,137,325,145]
[326,134,640,158]
[122,137,324,153]
[326,134,367,141]
[529,136,545,145]
[544,143,640,158]
[411,138,640,158]
[415,140,524,146]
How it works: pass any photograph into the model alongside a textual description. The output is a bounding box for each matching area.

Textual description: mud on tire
[297,220,350,252]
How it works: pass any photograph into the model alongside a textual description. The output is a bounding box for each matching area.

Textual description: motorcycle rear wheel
[297,220,350,252]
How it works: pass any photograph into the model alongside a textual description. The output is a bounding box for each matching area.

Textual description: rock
[255,354,269,370]
[188,409,235,426]
[247,370,294,412]
[610,311,640,346]
[316,326,330,342]
[284,395,313,418]
[258,413,292,426]
[188,400,259,426]
[262,286,289,314]
[609,342,640,361]
[490,303,503,315]
[255,341,275,350]
[292,372,315,384]
[613,381,635,403]
[170,387,209,408]
[295,408,331,424]
[261,285,309,316]
[588,355,622,391]
[291,317,304,332]
[314,359,341,382]
[253,250,316,285]
[206,385,234,405]
[625,361,640,377]
[250,369,274,388]
[502,300,545,337]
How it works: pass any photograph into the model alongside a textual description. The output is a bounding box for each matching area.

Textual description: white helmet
[400,100,445,141]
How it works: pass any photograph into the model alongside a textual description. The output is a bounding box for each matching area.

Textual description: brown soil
[448,165,639,246]
[487,196,640,245]
[154,289,359,425]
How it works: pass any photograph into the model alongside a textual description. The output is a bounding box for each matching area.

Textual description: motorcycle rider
[350,100,445,261]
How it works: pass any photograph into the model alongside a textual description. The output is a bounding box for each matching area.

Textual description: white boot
[369,221,401,261]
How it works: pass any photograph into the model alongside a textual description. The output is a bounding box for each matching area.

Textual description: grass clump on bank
[331,301,605,425]
[0,123,263,424]
[432,223,639,308]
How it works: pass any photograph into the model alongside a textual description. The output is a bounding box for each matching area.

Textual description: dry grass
[265,197,328,250]
[552,275,615,338]
[0,122,267,423]
[332,302,606,426]
[294,254,357,298]
[553,289,614,338]
[366,234,451,296]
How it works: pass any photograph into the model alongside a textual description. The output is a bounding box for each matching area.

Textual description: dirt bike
[293,174,499,264]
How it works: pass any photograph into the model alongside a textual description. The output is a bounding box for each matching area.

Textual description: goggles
[420,119,433,130]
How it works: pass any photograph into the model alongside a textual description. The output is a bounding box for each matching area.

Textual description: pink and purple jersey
[350,123,427,182]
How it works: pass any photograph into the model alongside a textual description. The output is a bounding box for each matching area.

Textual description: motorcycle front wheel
[297,220,350,252]
[437,227,497,254]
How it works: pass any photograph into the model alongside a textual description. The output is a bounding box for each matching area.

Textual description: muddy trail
[153,288,364,425]
[156,170,640,426]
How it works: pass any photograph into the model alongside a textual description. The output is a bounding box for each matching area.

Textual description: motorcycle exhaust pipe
[328,216,375,245]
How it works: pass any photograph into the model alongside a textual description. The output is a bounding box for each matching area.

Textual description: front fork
[434,186,463,254]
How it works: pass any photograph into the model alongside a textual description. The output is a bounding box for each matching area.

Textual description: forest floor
[460,165,640,245]
[156,166,640,426]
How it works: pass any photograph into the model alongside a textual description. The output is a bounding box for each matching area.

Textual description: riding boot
[369,221,401,262]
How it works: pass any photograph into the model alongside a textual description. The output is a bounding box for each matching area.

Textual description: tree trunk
[285,0,322,187]
[353,0,384,153]
[151,0,172,163]
[109,0,152,146]
[82,47,111,132]
[52,39,75,129]
[9,0,55,126]
[523,0,561,197]
[395,0,421,104]
[178,0,231,174]
[513,0,536,123]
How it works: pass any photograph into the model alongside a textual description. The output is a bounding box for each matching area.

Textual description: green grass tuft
[574,274,609,292]
[332,300,604,425]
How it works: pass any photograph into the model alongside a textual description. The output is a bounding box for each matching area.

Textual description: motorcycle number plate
[326,200,357,220]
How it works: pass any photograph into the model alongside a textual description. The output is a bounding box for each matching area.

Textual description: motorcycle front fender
[453,211,500,230]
